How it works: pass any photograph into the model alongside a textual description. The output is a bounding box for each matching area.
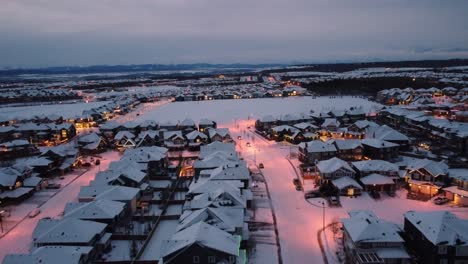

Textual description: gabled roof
[352,160,399,173]
[207,128,230,138]
[3,246,93,264]
[332,176,362,190]
[78,132,101,144]
[200,142,236,158]
[33,218,107,245]
[185,187,246,209]
[186,130,208,140]
[406,158,449,177]
[342,210,405,243]
[298,140,336,153]
[322,118,340,128]
[404,211,468,246]
[293,122,318,130]
[361,139,399,149]
[210,164,250,181]
[122,146,168,162]
[177,207,244,233]
[317,157,355,174]
[64,200,125,220]
[330,139,362,150]
[114,131,135,141]
[188,180,244,195]
[162,222,239,259]
[79,185,140,202]
[199,118,216,126]
[360,173,395,185]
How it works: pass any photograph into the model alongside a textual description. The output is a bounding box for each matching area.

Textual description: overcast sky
[1,0,467,68]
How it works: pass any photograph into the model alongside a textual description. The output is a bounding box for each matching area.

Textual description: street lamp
[321,201,325,232]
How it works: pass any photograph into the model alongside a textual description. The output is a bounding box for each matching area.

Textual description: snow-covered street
[0,151,121,262]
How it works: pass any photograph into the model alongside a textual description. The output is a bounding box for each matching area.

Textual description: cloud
[0,0,467,67]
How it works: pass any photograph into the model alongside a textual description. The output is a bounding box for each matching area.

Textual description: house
[352,160,399,178]
[255,115,277,131]
[92,165,147,188]
[332,176,362,196]
[122,146,169,176]
[342,210,410,264]
[329,139,363,161]
[199,119,217,132]
[293,122,318,132]
[405,159,449,197]
[176,207,246,238]
[78,185,140,212]
[32,218,109,250]
[63,199,126,225]
[179,118,197,132]
[163,131,187,150]
[193,152,239,176]
[208,164,251,189]
[317,157,356,183]
[366,125,410,150]
[77,133,106,154]
[360,139,399,161]
[298,140,337,164]
[270,125,298,142]
[136,130,160,147]
[186,130,209,150]
[321,118,341,131]
[0,139,39,160]
[207,128,232,143]
[160,222,243,264]
[184,187,247,211]
[360,173,396,193]
[3,246,94,264]
[404,211,468,264]
[444,168,468,206]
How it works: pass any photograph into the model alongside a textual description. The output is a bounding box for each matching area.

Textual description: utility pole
[322,201,325,231]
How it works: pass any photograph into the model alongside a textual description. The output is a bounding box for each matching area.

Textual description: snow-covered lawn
[0,101,109,120]
[0,151,121,262]
[135,96,381,124]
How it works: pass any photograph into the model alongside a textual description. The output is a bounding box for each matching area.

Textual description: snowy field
[135,96,381,125]
[0,101,110,120]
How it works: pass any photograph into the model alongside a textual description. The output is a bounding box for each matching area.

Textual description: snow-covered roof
[271,125,298,133]
[330,139,362,150]
[293,122,318,130]
[185,130,208,140]
[366,125,409,142]
[298,140,336,153]
[188,179,244,195]
[404,211,468,246]
[199,142,236,158]
[209,164,250,181]
[122,146,168,162]
[185,187,246,210]
[321,118,340,128]
[361,138,399,149]
[176,207,244,233]
[406,158,449,177]
[79,185,140,202]
[317,157,355,174]
[360,173,395,185]
[64,200,125,220]
[33,218,107,245]
[3,246,93,264]
[449,168,468,182]
[332,176,362,190]
[161,222,239,258]
[114,131,135,141]
[343,210,405,243]
[352,160,399,173]
[207,128,230,138]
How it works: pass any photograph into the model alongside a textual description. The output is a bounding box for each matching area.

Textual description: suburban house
[0,139,40,160]
[160,222,244,264]
[163,131,187,150]
[360,139,399,161]
[198,118,217,132]
[330,139,364,161]
[63,199,126,226]
[298,140,337,164]
[317,157,356,183]
[207,128,232,143]
[3,246,94,264]
[186,130,209,150]
[332,176,362,196]
[405,159,449,197]
[342,210,410,264]
[443,168,468,206]
[404,211,468,264]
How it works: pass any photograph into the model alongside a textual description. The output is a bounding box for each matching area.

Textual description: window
[193,256,199,263]
[438,246,448,255]
[208,256,216,263]
[229,256,236,263]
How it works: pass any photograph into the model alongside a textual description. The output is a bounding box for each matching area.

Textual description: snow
[141,219,179,260]
[0,151,120,262]
[0,101,109,120]
[135,97,380,124]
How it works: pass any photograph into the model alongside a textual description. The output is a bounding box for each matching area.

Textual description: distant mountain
[0,63,286,76]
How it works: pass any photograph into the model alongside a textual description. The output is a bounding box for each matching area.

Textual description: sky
[1,0,467,68]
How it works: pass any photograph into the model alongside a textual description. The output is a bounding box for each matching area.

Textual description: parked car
[246,142,251,147]
[304,191,320,199]
[433,197,449,205]
[237,136,242,140]
[258,163,264,169]
[330,196,339,205]
[295,184,303,191]
[29,208,41,218]
[46,183,61,189]
[95,159,101,166]
[293,178,302,191]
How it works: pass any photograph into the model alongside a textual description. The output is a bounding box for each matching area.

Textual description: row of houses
[311,155,468,205]
[341,210,468,264]
[4,145,168,263]
[376,87,468,105]
[159,142,251,264]
[378,107,468,158]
